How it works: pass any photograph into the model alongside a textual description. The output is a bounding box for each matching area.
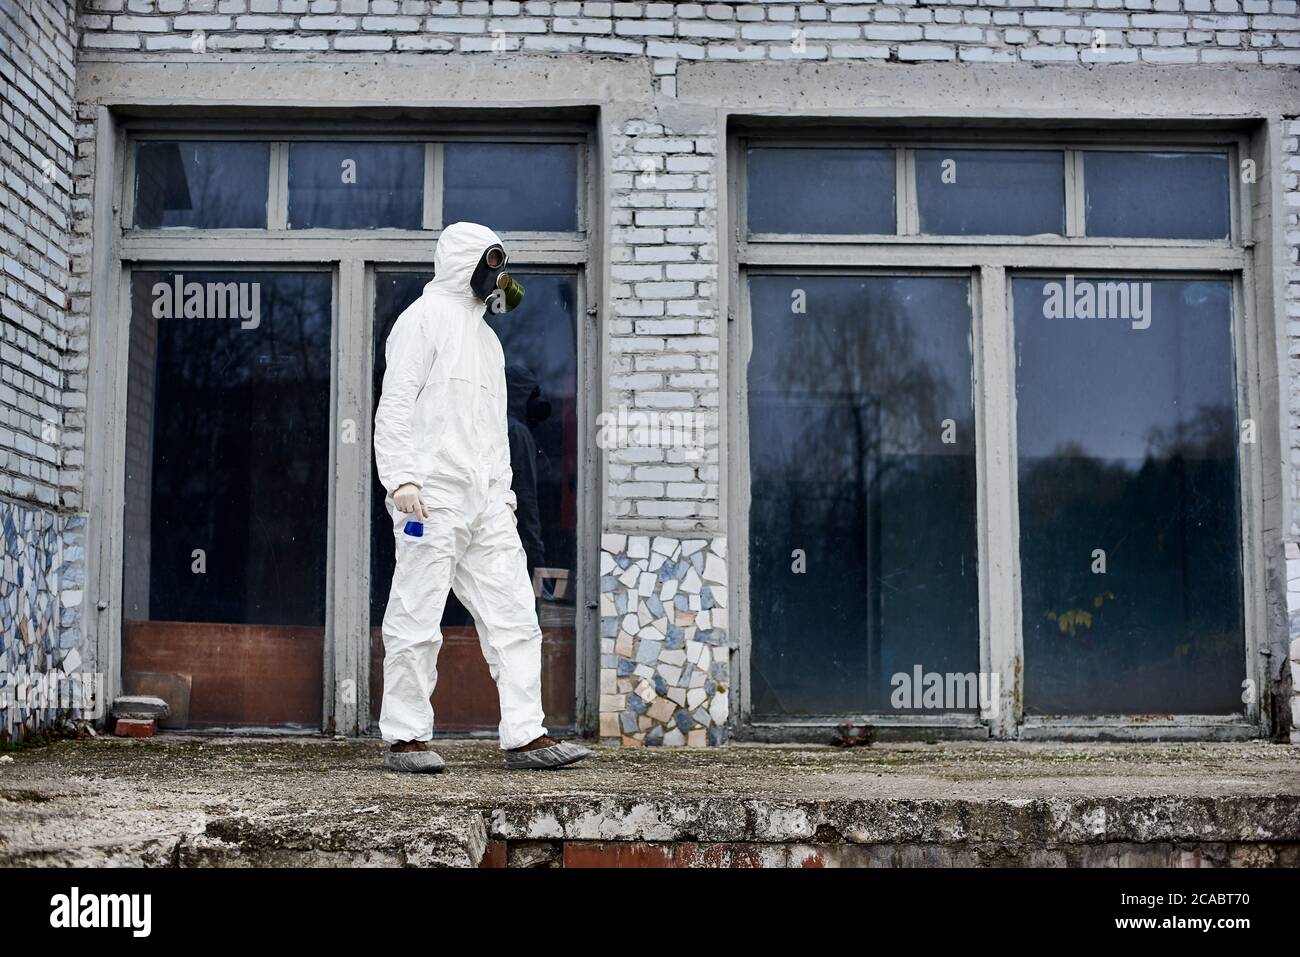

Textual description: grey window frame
[90,115,602,738]
[741,130,1244,246]
[728,124,1266,742]
[122,123,589,240]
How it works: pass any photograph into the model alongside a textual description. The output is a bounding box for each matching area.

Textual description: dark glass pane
[442,143,579,232]
[747,147,895,235]
[124,271,332,626]
[122,270,331,728]
[916,149,1065,236]
[1084,151,1231,240]
[134,141,269,229]
[288,142,424,229]
[369,271,579,729]
[748,275,979,716]
[1013,276,1244,714]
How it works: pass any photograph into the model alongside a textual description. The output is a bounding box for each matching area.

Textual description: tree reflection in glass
[1014,277,1245,715]
[747,275,979,716]
[125,271,333,627]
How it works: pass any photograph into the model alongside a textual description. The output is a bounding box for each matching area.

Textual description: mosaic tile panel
[0,500,76,743]
[599,534,729,747]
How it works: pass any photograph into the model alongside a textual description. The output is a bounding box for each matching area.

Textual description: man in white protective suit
[373,221,592,773]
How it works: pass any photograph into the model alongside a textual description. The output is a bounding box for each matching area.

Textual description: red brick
[479,840,508,868]
[564,842,677,867]
[114,718,156,738]
[561,841,771,868]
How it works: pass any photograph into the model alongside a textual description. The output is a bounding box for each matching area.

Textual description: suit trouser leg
[451,497,548,750]
[378,504,462,744]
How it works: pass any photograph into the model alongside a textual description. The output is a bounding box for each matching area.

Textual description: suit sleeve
[491,366,517,512]
[374,307,436,494]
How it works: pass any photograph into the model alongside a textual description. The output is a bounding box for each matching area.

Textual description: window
[130,137,584,233]
[288,142,424,229]
[915,149,1065,237]
[733,127,1256,737]
[123,269,332,727]
[747,274,979,716]
[1083,151,1232,240]
[116,124,594,734]
[443,143,579,231]
[746,147,895,235]
[1014,276,1244,714]
[740,140,1233,242]
[133,141,269,228]
[368,271,582,729]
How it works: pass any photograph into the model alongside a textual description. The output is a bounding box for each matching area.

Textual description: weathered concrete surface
[0,737,1297,867]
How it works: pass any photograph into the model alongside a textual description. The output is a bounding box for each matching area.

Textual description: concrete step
[0,737,1296,867]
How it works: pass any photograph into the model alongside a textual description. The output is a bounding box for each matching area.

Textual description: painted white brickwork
[0,0,81,741]
[607,117,720,531]
[76,0,1300,80]
[0,0,76,509]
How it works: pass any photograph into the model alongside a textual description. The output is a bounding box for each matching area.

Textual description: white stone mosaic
[599,533,728,746]
[0,501,75,743]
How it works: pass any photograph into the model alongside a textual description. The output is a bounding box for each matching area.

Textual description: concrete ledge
[489,794,1300,846]
[1,737,1296,867]
[678,61,1300,116]
[544,840,1300,868]
[181,808,487,868]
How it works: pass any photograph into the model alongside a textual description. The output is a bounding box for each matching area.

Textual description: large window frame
[728,124,1266,742]
[93,115,603,737]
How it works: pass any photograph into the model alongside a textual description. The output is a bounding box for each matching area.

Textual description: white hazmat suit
[374,221,547,751]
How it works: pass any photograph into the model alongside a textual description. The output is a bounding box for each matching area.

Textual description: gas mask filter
[470,243,525,313]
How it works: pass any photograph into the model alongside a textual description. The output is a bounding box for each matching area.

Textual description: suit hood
[428,221,504,302]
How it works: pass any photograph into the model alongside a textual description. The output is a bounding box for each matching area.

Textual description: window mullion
[423,142,441,231]
[269,141,289,230]
[974,263,1022,738]
[328,257,371,735]
[899,147,918,235]
[1065,149,1084,238]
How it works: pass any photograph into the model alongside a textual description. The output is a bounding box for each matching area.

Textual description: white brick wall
[75,0,1300,83]
[0,0,75,509]
[0,0,78,742]
[607,118,720,531]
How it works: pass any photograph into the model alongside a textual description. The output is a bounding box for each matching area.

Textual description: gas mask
[469,243,525,314]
